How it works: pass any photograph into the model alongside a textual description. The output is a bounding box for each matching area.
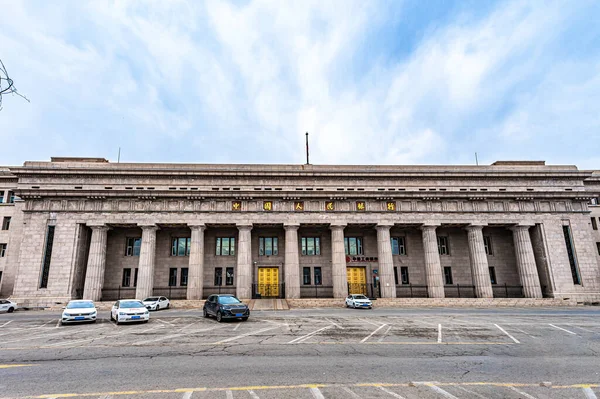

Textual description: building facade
[1,157,599,306]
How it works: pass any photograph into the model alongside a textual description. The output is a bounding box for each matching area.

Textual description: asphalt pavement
[0,306,599,398]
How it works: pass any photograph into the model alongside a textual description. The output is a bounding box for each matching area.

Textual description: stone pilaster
[135,225,158,300]
[186,224,206,300]
[284,224,300,299]
[236,224,253,299]
[82,225,110,301]
[465,225,493,298]
[331,224,348,298]
[376,224,396,298]
[421,225,445,298]
[510,225,543,298]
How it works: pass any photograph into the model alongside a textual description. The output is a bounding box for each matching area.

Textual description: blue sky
[0,0,599,167]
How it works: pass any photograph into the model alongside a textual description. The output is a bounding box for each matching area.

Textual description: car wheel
[352,302,356,309]
[166,303,170,309]
[156,304,160,311]
[115,316,120,325]
[216,311,223,323]
[203,308,209,318]
[110,313,113,321]
[7,307,14,313]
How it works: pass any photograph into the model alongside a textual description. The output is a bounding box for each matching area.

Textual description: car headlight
[63,313,71,317]
[119,312,125,316]
[144,310,149,314]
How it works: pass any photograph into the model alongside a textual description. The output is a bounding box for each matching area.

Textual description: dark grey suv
[203,294,250,322]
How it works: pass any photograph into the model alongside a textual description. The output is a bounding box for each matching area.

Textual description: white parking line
[325,318,344,329]
[455,385,488,399]
[341,386,362,398]
[361,324,388,343]
[217,325,281,344]
[181,392,193,399]
[494,324,520,344]
[438,324,442,343]
[247,389,260,399]
[288,325,332,344]
[583,387,598,399]
[361,318,384,327]
[378,325,393,342]
[425,384,459,399]
[377,386,406,398]
[508,386,537,399]
[1,328,86,345]
[511,327,537,339]
[0,321,13,328]
[226,390,234,399]
[549,324,577,335]
[310,387,325,399]
[233,323,241,331]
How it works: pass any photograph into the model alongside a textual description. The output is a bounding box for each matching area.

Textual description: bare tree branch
[0,58,30,111]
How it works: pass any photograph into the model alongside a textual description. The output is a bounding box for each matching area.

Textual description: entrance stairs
[248,299,290,311]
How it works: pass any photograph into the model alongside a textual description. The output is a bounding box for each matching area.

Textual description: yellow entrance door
[258,267,279,297]
[347,267,367,295]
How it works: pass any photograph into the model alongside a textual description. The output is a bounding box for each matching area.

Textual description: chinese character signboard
[356,201,366,211]
[294,201,304,211]
[263,201,273,211]
[325,201,335,211]
[232,201,242,211]
[386,201,396,211]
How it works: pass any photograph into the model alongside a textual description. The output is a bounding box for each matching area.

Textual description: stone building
[0,157,599,307]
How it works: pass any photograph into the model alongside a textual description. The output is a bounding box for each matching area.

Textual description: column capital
[139,224,159,231]
[464,224,485,232]
[188,224,206,231]
[419,224,439,231]
[376,224,393,230]
[508,224,533,232]
[88,224,111,231]
[329,224,346,231]
[237,224,253,231]
[284,224,300,231]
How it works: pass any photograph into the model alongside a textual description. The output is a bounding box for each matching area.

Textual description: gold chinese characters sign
[386,201,396,211]
[263,201,273,211]
[356,201,366,211]
[232,201,242,211]
[325,201,335,211]
[294,201,304,211]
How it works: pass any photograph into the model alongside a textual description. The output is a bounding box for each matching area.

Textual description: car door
[112,301,119,318]
[209,296,217,315]
[0,300,7,312]
[160,297,167,307]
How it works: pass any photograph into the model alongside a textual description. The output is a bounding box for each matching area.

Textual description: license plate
[132,316,141,320]
[235,313,243,317]
[74,316,85,320]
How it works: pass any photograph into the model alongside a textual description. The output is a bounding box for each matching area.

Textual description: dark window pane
[178,238,186,256]
[226,267,234,285]
[181,268,188,286]
[214,268,223,286]
[401,267,409,284]
[216,238,221,255]
[39,226,55,288]
[314,267,322,285]
[443,267,453,285]
[169,268,178,287]
[303,267,311,285]
[562,225,581,285]
[259,237,265,256]
[489,267,497,285]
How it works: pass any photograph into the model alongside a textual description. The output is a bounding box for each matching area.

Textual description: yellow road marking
[3,382,600,398]
[0,364,36,369]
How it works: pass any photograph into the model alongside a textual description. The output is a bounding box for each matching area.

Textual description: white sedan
[61,300,97,324]
[142,296,170,311]
[110,299,150,324]
[0,299,17,313]
[345,294,373,309]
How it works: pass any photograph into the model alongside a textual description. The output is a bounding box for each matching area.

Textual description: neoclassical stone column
[330,224,348,298]
[510,225,543,298]
[186,224,206,300]
[82,225,110,301]
[376,224,396,298]
[421,225,445,298]
[135,225,159,300]
[236,224,253,299]
[465,225,493,298]
[284,224,300,299]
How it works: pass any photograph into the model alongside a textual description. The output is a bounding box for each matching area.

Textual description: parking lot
[1,307,600,398]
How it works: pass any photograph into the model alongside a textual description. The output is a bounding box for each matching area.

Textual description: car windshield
[120,301,144,308]
[143,297,160,302]
[218,296,242,305]
[66,301,95,309]
[353,295,368,300]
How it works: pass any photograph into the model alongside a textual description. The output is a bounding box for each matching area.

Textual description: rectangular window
[437,236,450,255]
[39,225,55,289]
[171,237,191,256]
[562,225,581,285]
[314,267,322,285]
[125,237,141,256]
[216,237,236,256]
[0,271,2,284]
[483,236,493,255]
[168,268,178,287]
[597,242,600,256]
[489,267,497,285]
[259,237,279,256]
[122,268,132,287]
[0,192,3,203]
[393,267,399,285]
[391,237,407,255]
[400,267,410,285]
[0,243,6,257]
[303,267,311,285]
[301,237,321,256]
[592,217,598,231]
[443,267,453,285]
[180,268,188,287]
[1,217,11,231]
[134,268,138,287]
[344,237,363,255]
[7,191,15,203]
[226,267,234,285]
[214,268,223,286]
